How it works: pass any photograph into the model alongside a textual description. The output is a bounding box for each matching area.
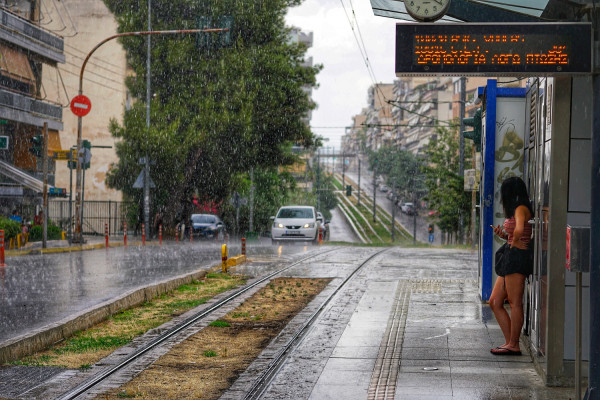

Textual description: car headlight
[303,223,315,228]
[273,222,284,228]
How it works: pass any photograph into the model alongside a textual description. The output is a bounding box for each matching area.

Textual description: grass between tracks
[7,273,246,370]
[101,277,330,400]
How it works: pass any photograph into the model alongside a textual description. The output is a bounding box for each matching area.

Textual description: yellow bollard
[16,233,21,249]
[221,244,228,273]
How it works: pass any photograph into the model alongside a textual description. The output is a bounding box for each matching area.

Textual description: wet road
[0,242,306,343]
[327,206,359,242]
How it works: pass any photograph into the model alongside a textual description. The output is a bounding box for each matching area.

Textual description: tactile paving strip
[367,279,460,400]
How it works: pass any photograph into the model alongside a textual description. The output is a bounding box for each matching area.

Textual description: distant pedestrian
[9,210,22,224]
[489,176,534,356]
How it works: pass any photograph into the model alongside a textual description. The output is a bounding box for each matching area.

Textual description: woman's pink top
[503,216,532,246]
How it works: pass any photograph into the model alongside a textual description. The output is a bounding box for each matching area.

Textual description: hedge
[0,217,21,240]
[28,225,63,241]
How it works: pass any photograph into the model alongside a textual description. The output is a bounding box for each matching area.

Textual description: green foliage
[103,0,321,229]
[0,217,21,240]
[422,124,471,237]
[28,224,63,242]
[209,320,231,327]
[367,146,426,200]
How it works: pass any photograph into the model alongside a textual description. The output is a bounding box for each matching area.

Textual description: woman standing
[490,176,534,356]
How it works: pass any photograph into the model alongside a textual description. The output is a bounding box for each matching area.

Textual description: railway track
[55,247,339,399]
[242,247,388,399]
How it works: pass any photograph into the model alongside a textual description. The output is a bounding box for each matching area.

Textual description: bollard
[176,226,179,243]
[318,227,323,244]
[190,229,193,243]
[105,222,109,248]
[159,224,163,245]
[241,237,246,256]
[142,223,146,245]
[123,222,127,246]
[221,244,228,273]
[0,230,5,267]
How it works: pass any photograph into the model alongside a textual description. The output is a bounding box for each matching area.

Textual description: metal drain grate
[367,280,411,400]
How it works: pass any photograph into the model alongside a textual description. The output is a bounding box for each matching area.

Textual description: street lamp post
[72,26,228,243]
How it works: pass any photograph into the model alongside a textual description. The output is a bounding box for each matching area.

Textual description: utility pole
[391,180,396,242]
[249,167,254,232]
[459,77,466,244]
[372,164,376,223]
[42,122,48,249]
[144,0,151,241]
[357,157,361,207]
[342,152,345,188]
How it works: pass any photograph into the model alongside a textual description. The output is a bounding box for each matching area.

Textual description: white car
[271,206,319,244]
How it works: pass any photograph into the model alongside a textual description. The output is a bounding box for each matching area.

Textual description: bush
[0,217,21,240]
[28,224,63,241]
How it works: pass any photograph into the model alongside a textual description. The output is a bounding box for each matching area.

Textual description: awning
[0,44,35,83]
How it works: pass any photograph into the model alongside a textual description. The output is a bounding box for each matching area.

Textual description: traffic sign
[70,95,92,117]
[53,149,76,160]
[0,136,8,150]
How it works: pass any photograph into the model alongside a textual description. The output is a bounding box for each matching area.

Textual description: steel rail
[243,247,390,400]
[57,247,339,400]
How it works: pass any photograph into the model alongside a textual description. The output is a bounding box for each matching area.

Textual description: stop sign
[70,95,92,117]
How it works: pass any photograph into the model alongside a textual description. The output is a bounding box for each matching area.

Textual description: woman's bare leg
[504,273,526,351]
[489,276,510,346]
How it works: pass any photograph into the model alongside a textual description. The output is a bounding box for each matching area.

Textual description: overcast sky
[286,0,399,151]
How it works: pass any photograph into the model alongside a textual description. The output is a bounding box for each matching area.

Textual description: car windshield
[191,215,216,224]
[277,208,314,219]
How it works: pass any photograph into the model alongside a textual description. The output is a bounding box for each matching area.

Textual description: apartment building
[0,0,65,212]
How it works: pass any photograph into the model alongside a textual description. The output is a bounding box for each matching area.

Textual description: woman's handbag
[495,242,509,276]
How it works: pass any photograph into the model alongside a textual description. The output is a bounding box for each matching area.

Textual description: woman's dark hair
[500,176,534,218]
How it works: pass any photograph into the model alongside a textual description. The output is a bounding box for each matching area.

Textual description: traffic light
[463,108,482,151]
[29,134,42,157]
[346,185,352,196]
[428,224,434,234]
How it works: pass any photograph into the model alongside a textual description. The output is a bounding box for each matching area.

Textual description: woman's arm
[511,205,531,249]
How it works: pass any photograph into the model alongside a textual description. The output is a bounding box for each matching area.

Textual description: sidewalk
[311,276,575,399]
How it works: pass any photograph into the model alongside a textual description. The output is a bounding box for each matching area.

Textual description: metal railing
[48,199,135,236]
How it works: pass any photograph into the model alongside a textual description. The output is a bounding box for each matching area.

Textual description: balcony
[0,88,63,130]
[0,8,65,64]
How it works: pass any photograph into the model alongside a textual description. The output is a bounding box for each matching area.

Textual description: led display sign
[395,23,592,76]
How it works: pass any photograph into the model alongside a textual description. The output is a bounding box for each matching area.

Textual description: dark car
[189,214,226,239]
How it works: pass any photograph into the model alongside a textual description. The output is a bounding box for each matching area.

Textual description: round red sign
[70,95,92,117]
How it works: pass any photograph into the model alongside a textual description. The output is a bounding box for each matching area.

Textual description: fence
[48,200,135,237]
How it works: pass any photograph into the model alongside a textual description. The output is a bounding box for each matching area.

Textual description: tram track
[56,247,341,400]
[242,247,389,400]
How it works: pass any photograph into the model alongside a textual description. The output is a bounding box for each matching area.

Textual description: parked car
[379,184,389,192]
[271,206,319,244]
[401,202,417,215]
[189,214,226,239]
[316,212,330,240]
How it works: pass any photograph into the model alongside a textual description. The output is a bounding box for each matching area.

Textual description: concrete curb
[0,251,249,363]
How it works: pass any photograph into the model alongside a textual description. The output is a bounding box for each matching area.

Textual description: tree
[103,0,321,226]
[367,146,425,199]
[422,124,471,243]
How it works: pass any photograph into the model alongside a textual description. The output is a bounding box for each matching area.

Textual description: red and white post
[105,222,109,248]
[241,237,246,256]
[318,227,323,244]
[0,229,5,266]
[142,223,146,245]
[123,222,127,246]
[159,224,163,245]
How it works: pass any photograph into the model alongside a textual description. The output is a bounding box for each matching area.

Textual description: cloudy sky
[286,0,399,150]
